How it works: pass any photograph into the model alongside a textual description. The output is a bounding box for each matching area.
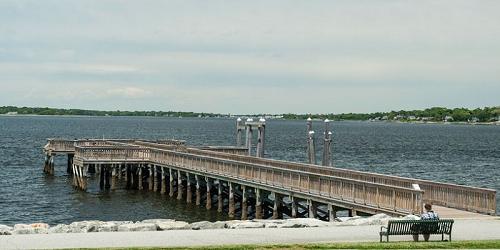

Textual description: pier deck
[42,137,496,220]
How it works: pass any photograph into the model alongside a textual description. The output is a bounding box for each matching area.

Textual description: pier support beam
[308,200,317,218]
[138,165,143,190]
[177,170,183,200]
[228,182,235,218]
[241,185,248,220]
[153,165,158,192]
[111,165,117,190]
[148,166,154,191]
[195,175,201,206]
[67,154,74,175]
[272,192,280,219]
[255,188,262,219]
[161,167,166,194]
[217,181,223,213]
[186,174,192,204]
[169,168,174,197]
[328,204,337,222]
[205,177,212,210]
[291,196,297,218]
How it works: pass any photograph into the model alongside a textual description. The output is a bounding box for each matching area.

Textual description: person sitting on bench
[413,203,440,241]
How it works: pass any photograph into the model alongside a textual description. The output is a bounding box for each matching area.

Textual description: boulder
[13,223,49,234]
[156,221,190,231]
[0,225,13,235]
[264,222,279,228]
[401,214,420,220]
[337,213,392,226]
[278,218,330,228]
[226,221,265,229]
[48,224,71,234]
[190,221,225,230]
[141,219,175,224]
[97,222,118,232]
[68,221,104,233]
[117,223,157,232]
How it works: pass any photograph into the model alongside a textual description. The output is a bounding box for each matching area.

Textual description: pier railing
[182,148,497,215]
[73,145,423,214]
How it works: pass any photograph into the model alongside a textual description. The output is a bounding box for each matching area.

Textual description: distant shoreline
[1,113,499,126]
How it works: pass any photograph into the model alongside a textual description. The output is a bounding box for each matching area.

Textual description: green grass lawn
[72,240,500,250]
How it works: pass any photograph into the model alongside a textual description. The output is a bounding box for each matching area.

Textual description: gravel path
[1,219,499,249]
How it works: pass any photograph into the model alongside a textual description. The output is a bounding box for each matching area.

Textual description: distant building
[469,117,479,123]
[6,112,18,115]
[408,116,416,120]
[443,116,454,122]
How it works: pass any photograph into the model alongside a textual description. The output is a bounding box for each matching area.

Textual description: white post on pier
[307,130,317,165]
[256,118,266,158]
[245,118,254,156]
[306,118,317,164]
[322,119,332,167]
[236,118,244,147]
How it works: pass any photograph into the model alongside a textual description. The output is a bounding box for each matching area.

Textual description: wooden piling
[291,196,297,218]
[161,167,166,194]
[169,168,174,197]
[195,175,201,206]
[153,165,158,192]
[186,173,192,204]
[228,182,235,218]
[272,192,279,219]
[255,188,262,219]
[148,166,153,191]
[138,165,143,190]
[177,170,183,200]
[217,181,223,213]
[241,185,248,220]
[328,204,336,222]
[205,177,212,210]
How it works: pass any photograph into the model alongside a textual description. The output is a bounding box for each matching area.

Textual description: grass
[69,240,500,250]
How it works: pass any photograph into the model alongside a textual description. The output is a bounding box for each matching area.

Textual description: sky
[0,0,499,114]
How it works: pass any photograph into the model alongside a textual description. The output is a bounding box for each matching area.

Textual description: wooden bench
[380,219,454,242]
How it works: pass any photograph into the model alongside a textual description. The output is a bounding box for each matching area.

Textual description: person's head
[424,203,432,211]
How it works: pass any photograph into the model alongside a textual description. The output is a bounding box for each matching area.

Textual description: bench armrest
[380,226,387,232]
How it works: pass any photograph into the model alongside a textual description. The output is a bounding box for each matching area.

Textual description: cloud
[105,87,152,98]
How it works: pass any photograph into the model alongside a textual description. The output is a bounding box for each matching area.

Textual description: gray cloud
[0,0,499,113]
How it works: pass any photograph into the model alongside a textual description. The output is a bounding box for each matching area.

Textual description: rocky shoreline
[0,214,419,235]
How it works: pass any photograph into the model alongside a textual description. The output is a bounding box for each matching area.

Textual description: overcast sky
[0,0,499,114]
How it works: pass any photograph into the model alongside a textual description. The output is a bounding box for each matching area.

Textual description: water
[0,116,498,225]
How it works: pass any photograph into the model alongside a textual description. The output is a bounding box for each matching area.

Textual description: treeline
[282,106,500,122]
[0,106,219,118]
[1,106,499,122]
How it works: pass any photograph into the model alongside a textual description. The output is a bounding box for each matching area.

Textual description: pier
[42,119,497,221]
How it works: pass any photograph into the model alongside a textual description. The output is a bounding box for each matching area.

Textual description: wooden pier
[42,120,497,221]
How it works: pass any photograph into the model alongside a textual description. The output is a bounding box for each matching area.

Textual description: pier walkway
[42,136,496,221]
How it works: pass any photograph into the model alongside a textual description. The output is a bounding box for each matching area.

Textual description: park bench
[380,219,454,242]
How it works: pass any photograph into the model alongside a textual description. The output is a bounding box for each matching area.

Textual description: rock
[337,213,392,226]
[117,223,157,232]
[141,219,175,224]
[0,225,13,235]
[401,214,420,220]
[156,221,190,230]
[48,224,71,234]
[278,218,330,228]
[13,224,49,234]
[97,222,118,232]
[226,221,265,229]
[68,221,104,233]
[336,216,361,222]
[190,221,226,230]
[264,222,279,228]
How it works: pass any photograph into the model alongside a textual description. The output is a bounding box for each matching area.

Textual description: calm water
[0,116,498,225]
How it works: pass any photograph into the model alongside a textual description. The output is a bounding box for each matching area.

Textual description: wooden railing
[181,148,497,215]
[74,146,423,214]
[74,146,150,162]
[44,139,76,153]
